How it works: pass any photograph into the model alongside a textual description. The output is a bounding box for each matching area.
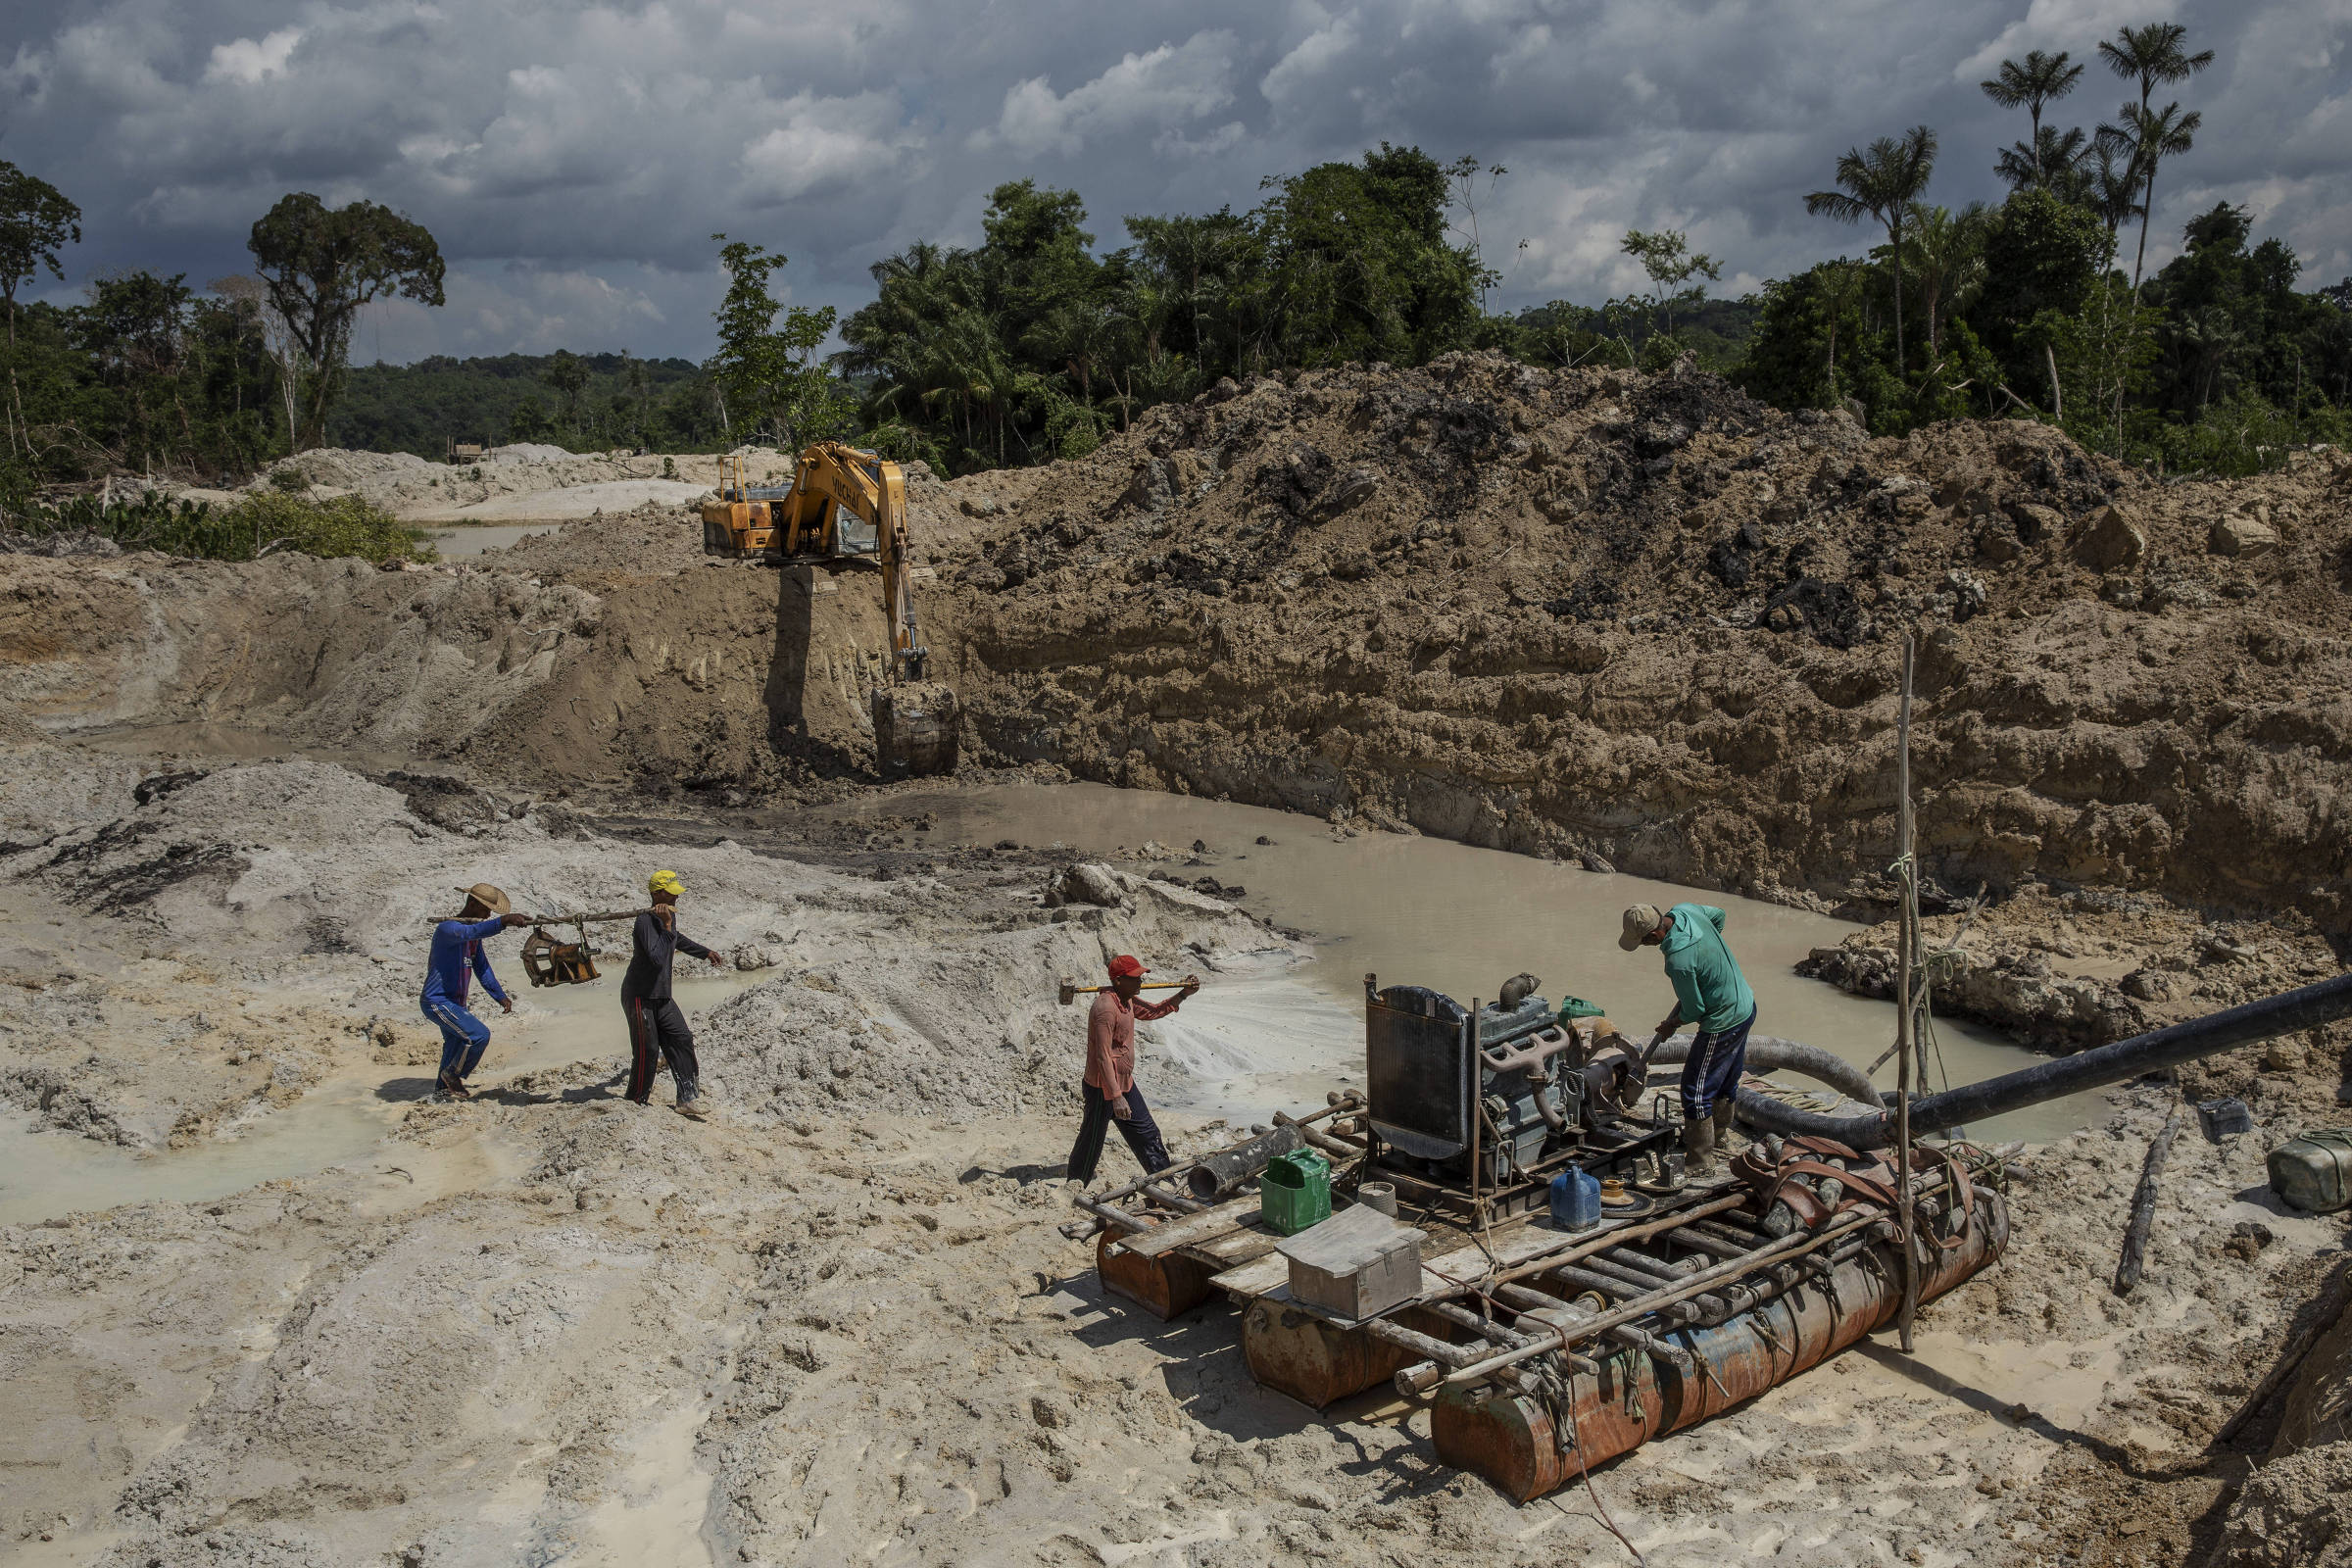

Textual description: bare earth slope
[925,354,2352,936]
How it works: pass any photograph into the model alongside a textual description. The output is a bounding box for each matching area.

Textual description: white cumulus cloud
[204,27,301,85]
[982,31,1239,157]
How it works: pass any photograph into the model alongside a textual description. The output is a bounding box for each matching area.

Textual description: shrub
[220,492,435,563]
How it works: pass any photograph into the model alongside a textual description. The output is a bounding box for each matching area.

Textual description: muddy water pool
[846,782,2108,1143]
[0,970,762,1225]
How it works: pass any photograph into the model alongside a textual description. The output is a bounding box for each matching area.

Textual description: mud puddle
[842,782,2109,1143]
[423,520,564,558]
[74,720,448,774]
[0,969,765,1224]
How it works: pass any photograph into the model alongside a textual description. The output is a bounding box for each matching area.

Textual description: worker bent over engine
[1621,901,1757,1175]
[1066,955,1200,1186]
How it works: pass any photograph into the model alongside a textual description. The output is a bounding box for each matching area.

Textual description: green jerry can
[2268,1128,2352,1214]
[1259,1149,1333,1236]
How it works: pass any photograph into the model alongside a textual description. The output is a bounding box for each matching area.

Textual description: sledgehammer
[1056,975,1198,1006]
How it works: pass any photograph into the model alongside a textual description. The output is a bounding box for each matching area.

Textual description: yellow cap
[648,869,684,897]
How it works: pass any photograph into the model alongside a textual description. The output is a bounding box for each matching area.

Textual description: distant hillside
[325,352,722,457]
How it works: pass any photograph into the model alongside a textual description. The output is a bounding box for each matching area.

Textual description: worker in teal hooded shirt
[1621,902,1756,1174]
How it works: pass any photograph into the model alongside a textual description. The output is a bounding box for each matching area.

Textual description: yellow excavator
[702,442,958,776]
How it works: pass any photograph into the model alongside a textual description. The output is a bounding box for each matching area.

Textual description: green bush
[219,492,435,563]
[3,488,433,564]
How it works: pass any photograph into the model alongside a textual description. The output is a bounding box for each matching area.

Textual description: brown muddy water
[0,969,764,1225]
[841,781,2109,1144]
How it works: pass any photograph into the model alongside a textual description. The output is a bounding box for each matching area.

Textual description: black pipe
[1737,970,2352,1150]
[1185,1123,1304,1200]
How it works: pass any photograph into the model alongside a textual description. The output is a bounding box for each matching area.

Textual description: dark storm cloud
[4,0,2344,361]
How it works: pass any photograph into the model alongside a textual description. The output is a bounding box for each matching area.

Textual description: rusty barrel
[1096,1231,1218,1320]
[1434,1190,2010,1500]
[1243,1299,1465,1408]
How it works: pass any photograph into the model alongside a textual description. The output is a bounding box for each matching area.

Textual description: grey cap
[1618,904,1663,952]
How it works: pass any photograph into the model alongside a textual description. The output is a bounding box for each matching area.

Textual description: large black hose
[1647,1034,1883,1109]
[1736,971,2352,1149]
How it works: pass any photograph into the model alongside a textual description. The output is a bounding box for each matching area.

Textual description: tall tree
[1806,125,1938,369]
[2100,23,2216,118]
[1980,50,2085,182]
[1620,228,1723,335]
[541,350,589,438]
[2098,23,2215,292]
[248,193,444,450]
[2086,140,2147,238]
[0,161,82,461]
[707,235,844,453]
[1995,125,2092,196]
[1902,202,1990,359]
[2105,101,2203,292]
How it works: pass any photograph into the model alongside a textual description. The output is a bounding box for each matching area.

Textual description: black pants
[1067,1081,1170,1184]
[624,994,699,1103]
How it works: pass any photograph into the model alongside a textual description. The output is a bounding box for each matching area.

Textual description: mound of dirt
[698,863,1282,1119]
[12,358,2352,939]
[914,353,2352,933]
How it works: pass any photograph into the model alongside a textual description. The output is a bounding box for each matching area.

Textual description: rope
[1530,1352,1646,1565]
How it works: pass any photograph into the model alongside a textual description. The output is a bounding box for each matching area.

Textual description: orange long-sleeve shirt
[1084,988,1181,1096]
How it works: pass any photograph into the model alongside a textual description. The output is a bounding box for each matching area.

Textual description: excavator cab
[701,444,957,777]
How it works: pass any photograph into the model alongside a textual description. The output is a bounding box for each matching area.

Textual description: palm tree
[1902,202,1989,359]
[1806,125,1938,369]
[1980,50,2085,182]
[2104,100,2202,291]
[2085,138,2146,238]
[1994,124,2092,194]
[1817,260,1868,396]
[2099,23,2215,290]
[2100,23,2215,117]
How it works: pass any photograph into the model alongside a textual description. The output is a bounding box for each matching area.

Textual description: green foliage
[222,490,432,563]
[324,352,711,456]
[1965,188,2113,383]
[708,236,852,452]
[248,193,446,450]
[836,146,1483,474]
[1805,124,1939,367]
[1620,229,1722,333]
[1,487,429,563]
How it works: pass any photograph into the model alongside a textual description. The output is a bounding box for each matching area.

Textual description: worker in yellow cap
[622,869,725,1117]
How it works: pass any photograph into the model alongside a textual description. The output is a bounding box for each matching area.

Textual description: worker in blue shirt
[1621,901,1757,1175]
[422,882,531,1100]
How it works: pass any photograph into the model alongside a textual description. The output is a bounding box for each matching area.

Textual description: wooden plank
[1193,1226,1283,1265]
[1120,1195,1262,1258]
[1210,1250,1293,1298]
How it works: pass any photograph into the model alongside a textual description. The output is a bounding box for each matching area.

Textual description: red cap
[1106,955,1147,979]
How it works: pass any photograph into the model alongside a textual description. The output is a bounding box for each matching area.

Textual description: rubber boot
[1713,1100,1739,1156]
[1682,1113,1718,1177]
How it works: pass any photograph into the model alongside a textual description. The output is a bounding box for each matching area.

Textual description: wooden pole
[2113,1104,2183,1297]
[1895,634,1919,1351]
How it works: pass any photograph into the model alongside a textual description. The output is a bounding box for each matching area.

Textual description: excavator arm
[702,442,956,774]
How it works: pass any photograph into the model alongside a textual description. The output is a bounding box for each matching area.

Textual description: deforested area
[7,4,2352,1562]
[3,352,2350,1566]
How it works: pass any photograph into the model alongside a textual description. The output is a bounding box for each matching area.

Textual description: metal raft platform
[1068,973,2014,1501]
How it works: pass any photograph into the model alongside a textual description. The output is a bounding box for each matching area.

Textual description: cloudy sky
[5,0,2347,365]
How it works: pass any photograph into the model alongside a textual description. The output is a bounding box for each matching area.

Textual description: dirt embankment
[15,361,2349,941]
[921,355,2352,940]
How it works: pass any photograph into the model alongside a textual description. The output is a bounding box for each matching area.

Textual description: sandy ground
[0,721,2345,1566]
[4,370,2350,1563]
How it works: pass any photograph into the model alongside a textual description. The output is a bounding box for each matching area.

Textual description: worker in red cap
[1066,954,1200,1185]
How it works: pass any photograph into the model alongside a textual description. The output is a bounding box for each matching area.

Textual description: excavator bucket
[873,681,959,777]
